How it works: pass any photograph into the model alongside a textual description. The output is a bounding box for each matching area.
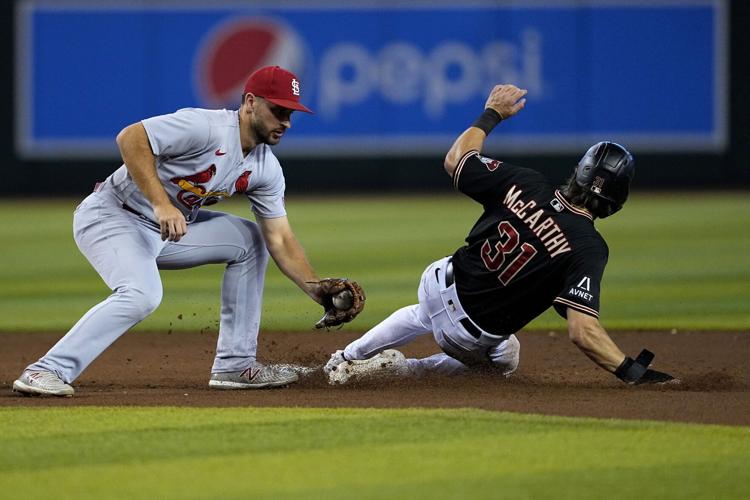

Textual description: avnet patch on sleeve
[553,251,607,318]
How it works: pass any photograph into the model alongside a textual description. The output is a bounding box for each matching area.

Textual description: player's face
[250,97,294,146]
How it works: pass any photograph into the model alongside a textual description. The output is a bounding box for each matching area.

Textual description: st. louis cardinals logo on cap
[243,66,313,113]
[195,17,307,108]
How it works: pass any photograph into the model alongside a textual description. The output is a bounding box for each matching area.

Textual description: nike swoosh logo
[215,149,227,156]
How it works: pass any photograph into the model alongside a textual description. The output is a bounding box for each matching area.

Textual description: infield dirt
[1,330,748,426]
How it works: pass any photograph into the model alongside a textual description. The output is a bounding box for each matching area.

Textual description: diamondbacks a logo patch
[478,155,501,171]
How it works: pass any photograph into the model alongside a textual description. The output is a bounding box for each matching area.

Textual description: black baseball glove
[313,278,366,329]
[615,349,678,385]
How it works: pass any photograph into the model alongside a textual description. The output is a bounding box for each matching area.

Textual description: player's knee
[132,288,162,317]
[506,334,520,354]
[117,285,163,318]
[494,355,519,375]
[141,289,163,316]
[492,335,520,374]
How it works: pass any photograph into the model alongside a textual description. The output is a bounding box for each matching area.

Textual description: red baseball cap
[243,66,313,114]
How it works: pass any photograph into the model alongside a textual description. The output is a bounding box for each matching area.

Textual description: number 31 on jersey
[480,221,538,285]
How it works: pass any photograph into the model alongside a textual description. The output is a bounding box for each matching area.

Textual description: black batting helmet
[575,141,635,217]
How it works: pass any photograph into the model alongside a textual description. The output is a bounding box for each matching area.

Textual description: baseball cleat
[273,364,318,377]
[208,362,299,389]
[327,349,410,385]
[13,370,74,397]
[323,350,348,376]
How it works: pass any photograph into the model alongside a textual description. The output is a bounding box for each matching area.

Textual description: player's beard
[250,117,284,146]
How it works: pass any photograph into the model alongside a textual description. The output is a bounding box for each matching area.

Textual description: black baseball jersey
[451,150,609,336]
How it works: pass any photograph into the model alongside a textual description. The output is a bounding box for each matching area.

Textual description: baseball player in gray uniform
[14,66,337,396]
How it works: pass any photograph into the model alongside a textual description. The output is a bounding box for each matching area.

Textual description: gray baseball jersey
[26,107,292,384]
[106,107,286,222]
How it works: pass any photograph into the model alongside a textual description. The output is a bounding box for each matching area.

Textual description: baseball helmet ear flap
[575,141,635,217]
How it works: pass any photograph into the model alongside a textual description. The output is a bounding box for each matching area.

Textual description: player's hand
[153,203,187,242]
[485,84,527,120]
[633,368,678,385]
[615,349,680,385]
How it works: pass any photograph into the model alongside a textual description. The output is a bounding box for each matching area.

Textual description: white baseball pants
[27,186,269,383]
[343,257,520,376]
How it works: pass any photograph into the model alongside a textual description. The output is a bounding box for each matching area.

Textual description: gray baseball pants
[27,186,268,383]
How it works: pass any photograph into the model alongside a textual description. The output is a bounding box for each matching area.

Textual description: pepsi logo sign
[195,18,306,108]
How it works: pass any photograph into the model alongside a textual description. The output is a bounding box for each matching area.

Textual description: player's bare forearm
[566,309,626,373]
[258,216,322,303]
[270,239,322,303]
[117,123,187,241]
[444,128,487,177]
[444,84,528,176]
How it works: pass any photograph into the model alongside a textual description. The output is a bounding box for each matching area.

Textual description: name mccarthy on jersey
[503,185,572,258]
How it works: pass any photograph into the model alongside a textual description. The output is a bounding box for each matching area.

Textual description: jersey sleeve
[141,108,211,157]
[452,151,515,204]
[552,250,608,319]
[247,153,287,219]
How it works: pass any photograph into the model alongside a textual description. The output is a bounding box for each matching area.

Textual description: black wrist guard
[614,349,655,383]
[472,108,503,135]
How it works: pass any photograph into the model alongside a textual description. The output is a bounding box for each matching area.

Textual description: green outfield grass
[3,195,748,500]
[0,407,747,499]
[1,193,748,331]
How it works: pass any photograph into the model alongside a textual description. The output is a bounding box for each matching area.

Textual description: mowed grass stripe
[0,447,745,499]
[0,407,748,499]
[1,193,748,331]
